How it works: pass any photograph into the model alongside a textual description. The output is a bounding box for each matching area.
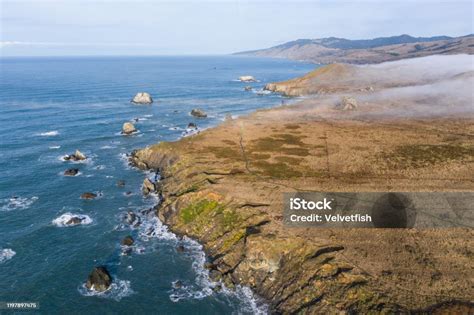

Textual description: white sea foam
[79,278,134,301]
[254,89,271,95]
[49,145,61,149]
[52,213,92,227]
[38,130,59,137]
[0,196,38,211]
[0,248,16,263]
[100,145,114,149]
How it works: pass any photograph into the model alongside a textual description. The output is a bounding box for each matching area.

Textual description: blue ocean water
[0,56,315,314]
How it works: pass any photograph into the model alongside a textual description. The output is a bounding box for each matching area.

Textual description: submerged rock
[131,92,153,104]
[244,86,253,91]
[340,96,358,111]
[142,178,155,195]
[239,75,257,82]
[86,266,112,292]
[190,109,207,118]
[121,235,134,246]
[125,211,140,227]
[64,168,79,176]
[81,192,97,199]
[176,245,185,253]
[187,122,197,129]
[122,122,137,135]
[116,180,126,187]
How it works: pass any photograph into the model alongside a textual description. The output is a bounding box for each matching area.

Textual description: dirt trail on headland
[131,56,474,313]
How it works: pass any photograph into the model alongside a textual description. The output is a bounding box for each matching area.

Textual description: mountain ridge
[235,34,474,64]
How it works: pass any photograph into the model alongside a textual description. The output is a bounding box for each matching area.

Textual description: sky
[1,0,473,56]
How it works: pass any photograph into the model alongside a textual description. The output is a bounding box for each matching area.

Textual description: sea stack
[239,75,257,82]
[190,109,207,118]
[131,92,153,104]
[86,266,112,292]
[122,122,137,135]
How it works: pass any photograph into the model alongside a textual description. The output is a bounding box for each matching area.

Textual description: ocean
[0,56,315,314]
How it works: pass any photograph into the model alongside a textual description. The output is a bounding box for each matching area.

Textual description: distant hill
[235,34,474,64]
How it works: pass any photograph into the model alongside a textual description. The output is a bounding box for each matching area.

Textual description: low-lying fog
[306,54,474,119]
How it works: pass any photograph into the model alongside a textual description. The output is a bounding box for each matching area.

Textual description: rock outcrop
[142,178,155,195]
[122,122,137,135]
[86,266,112,292]
[64,150,87,161]
[121,236,134,246]
[340,96,358,110]
[65,216,84,225]
[239,75,257,82]
[131,92,153,104]
[64,168,79,176]
[190,109,207,118]
[80,192,97,199]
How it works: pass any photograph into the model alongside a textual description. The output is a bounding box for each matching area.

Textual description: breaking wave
[0,196,38,211]
[0,248,16,263]
[37,130,59,136]
[52,213,93,227]
[78,278,134,301]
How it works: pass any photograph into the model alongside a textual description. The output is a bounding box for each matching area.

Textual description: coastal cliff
[129,55,474,313]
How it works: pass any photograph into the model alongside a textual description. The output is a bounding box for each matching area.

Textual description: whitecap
[138,216,177,242]
[78,278,134,301]
[143,114,153,118]
[37,130,59,137]
[49,145,61,149]
[0,196,38,212]
[52,213,92,227]
[100,145,114,150]
[0,248,16,263]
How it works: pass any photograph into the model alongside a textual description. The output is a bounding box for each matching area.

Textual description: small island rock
[66,216,84,225]
[121,235,134,246]
[239,75,257,82]
[81,192,97,199]
[122,122,137,135]
[131,92,153,104]
[64,150,87,161]
[190,109,207,118]
[86,266,112,292]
